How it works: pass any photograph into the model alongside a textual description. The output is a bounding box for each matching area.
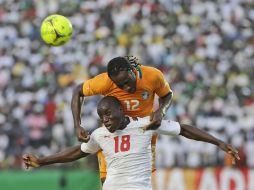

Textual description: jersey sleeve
[153,69,172,97]
[80,133,100,154]
[155,120,181,136]
[82,73,112,96]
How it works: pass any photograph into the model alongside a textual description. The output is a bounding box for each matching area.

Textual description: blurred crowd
[0,0,253,169]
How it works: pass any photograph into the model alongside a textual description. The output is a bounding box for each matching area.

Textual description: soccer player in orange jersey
[71,56,173,183]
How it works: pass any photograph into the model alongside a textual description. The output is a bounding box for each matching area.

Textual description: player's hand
[146,109,164,130]
[23,154,41,169]
[75,126,90,142]
[218,142,240,165]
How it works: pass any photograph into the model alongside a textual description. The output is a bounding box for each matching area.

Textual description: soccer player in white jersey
[23,96,240,190]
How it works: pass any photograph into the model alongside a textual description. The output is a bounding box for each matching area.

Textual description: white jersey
[81,117,181,190]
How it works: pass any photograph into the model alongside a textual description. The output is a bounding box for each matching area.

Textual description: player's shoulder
[127,117,150,129]
[83,72,114,94]
[91,127,109,138]
[140,65,164,82]
[90,72,112,83]
[140,65,163,76]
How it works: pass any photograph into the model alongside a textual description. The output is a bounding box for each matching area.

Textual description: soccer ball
[40,14,73,46]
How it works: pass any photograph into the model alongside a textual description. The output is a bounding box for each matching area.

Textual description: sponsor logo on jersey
[104,135,111,138]
[138,127,145,133]
[141,91,149,100]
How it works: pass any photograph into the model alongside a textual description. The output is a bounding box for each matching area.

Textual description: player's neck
[132,64,142,79]
[119,117,130,130]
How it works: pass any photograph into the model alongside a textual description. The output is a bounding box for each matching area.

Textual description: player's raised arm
[71,84,90,142]
[148,121,240,165]
[178,124,240,164]
[156,91,173,120]
[23,145,89,169]
[72,74,112,142]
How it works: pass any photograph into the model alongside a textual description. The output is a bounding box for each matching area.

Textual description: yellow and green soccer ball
[40,14,72,46]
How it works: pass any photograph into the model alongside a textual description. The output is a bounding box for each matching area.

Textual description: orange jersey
[83,65,172,117]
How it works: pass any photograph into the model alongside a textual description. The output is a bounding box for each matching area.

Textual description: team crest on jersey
[141,91,150,100]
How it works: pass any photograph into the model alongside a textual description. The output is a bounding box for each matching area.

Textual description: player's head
[107,56,137,93]
[97,96,127,133]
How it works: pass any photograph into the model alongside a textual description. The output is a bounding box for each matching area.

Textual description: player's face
[110,70,136,93]
[97,104,124,133]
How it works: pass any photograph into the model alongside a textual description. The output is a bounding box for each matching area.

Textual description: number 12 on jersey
[124,100,139,111]
[114,135,130,153]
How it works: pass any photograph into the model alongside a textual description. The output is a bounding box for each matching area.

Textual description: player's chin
[107,127,115,133]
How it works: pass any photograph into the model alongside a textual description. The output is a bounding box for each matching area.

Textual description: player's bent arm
[71,84,84,130]
[158,91,173,116]
[179,124,240,163]
[154,121,240,163]
[179,124,223,146]
[71,84,91,142]
[154,120,181,136]
[149,91,173,129]
[156,121,224,145]
[153,68,173,117]
[180,124,241,163]
[39,145,89,166]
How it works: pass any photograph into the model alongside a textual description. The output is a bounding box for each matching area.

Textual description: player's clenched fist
[23,154,41,169]
[75,127,90,142]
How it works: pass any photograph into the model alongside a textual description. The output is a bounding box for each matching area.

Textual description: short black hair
[97,96,122,110]
[107,57,132,78]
